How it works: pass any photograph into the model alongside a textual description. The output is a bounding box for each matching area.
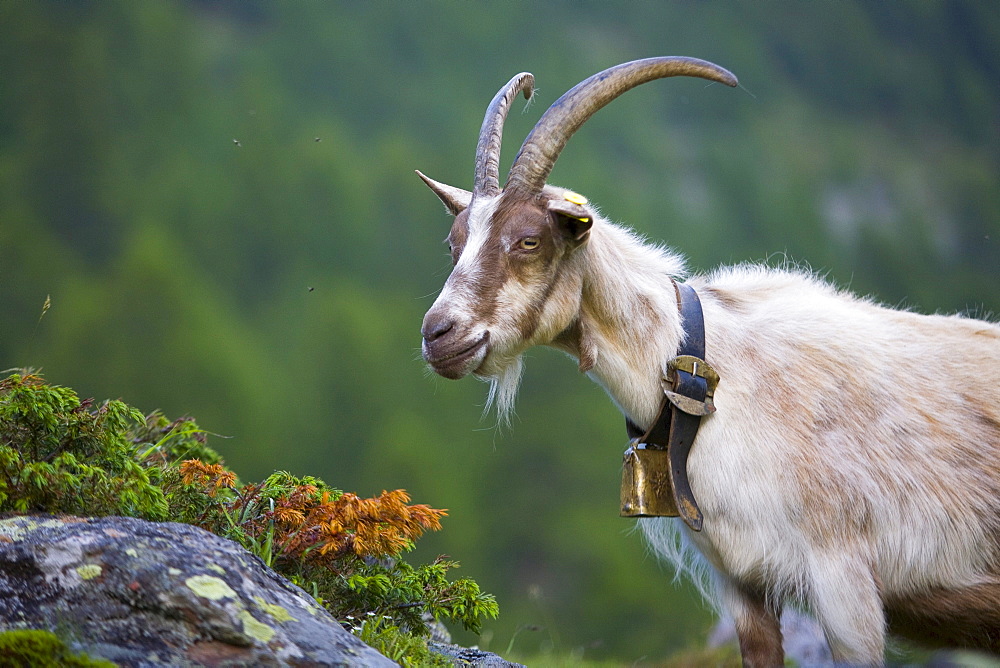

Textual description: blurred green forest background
[1,1,997,662]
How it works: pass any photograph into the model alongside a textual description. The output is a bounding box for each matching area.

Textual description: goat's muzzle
[421,315,490,380]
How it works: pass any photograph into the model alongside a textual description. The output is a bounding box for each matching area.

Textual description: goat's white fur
[455,201,1000,664]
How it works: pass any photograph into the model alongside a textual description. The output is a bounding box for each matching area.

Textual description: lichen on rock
[75,564,102,580]
[0,514,396,667]
[185,574,237,601]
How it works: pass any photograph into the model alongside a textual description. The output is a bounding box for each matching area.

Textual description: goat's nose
[422,315,454,342]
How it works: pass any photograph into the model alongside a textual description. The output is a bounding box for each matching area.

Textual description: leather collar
[624,281,716,531]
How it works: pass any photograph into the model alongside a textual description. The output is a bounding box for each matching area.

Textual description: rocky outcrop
[428,643,524,668]
[0,514,396,666]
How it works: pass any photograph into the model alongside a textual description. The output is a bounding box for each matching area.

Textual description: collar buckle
[663,355,719,416]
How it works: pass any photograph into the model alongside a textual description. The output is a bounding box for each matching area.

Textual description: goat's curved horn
[474,72,535,197]
[506,57,738,194]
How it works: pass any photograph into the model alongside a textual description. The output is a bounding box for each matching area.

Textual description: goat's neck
[556,221,685,429]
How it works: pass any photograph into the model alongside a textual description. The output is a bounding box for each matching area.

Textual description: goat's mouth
[423,331,490,380]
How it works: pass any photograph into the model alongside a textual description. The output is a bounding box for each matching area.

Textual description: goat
[417,57,1000,665]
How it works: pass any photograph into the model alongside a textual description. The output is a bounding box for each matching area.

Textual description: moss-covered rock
[0,514,395,667]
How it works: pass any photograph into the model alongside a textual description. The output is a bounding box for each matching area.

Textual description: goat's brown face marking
[422,190,588,380]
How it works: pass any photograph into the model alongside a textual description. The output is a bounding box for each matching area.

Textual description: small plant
[0,373,166,520]
[0,371,499,665]
[174,463,497,636]
[354,616,451,667]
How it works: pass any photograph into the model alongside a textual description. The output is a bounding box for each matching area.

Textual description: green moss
[0,629,116,667]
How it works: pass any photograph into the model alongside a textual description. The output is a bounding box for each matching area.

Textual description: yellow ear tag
[564,191,588,205]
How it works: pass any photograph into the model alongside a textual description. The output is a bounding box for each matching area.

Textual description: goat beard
[481,354,524,426]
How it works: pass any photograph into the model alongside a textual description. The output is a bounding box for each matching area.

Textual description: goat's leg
[719,577,784,667]
[807,551,885,664]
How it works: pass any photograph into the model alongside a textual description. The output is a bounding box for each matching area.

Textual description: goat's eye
[518,237,540,251]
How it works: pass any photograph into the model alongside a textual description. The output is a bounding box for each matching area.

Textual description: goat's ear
[548,199,593,243]
[415,170,472,215]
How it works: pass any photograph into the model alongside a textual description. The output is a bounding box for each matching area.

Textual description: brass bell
[620,442,679,517]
